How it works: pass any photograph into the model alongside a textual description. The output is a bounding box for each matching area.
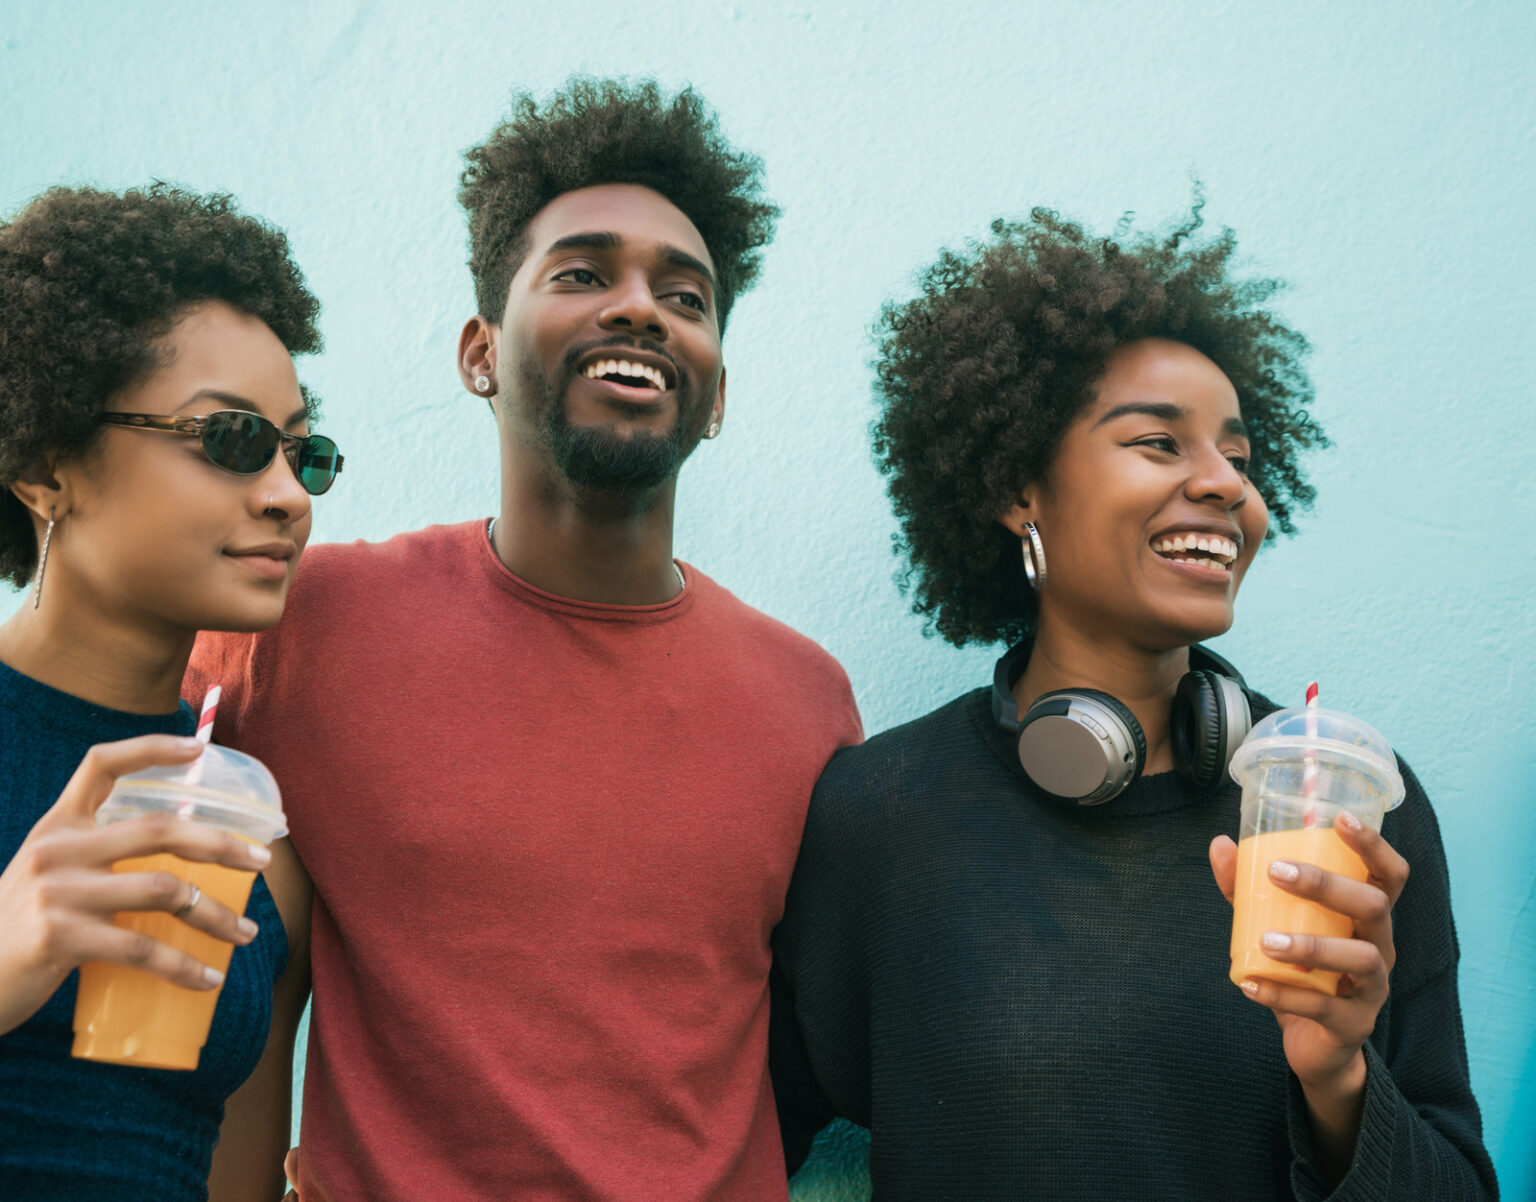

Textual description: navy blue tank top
[0,660,290,1201]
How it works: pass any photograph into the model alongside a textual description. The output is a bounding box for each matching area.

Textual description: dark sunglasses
[97,410,345,496]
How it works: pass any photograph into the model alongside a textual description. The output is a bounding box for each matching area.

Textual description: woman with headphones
[0,184,342,1200]
[769,207,1496,1198]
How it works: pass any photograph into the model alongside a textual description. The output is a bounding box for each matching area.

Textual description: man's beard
[532,354,710,494]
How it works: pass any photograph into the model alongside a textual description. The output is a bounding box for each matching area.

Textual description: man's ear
[9,456,69,525]
[457,316,498,407]
[708,365,726,435]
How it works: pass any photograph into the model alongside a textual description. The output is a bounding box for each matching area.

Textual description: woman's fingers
[1239,975,1341,1022]
[1255,930,1386,987]
[49,735,206,825]
[1268,857,1392,930]
[36,812,270,874]
[1335,813,1410,904]
[42,868,257,946]
[61,920,227,991]
[1208,835,1237,905]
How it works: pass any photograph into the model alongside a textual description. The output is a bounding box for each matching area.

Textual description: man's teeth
[582,358,667,390]
[1151,533,1239,569]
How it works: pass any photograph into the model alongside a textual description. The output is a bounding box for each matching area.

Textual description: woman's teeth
[582,358,668,390]
[1152,533,1238,572]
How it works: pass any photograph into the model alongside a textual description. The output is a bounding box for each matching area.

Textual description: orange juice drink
[1228,823,1367,995]
[1225,704,1404,998]
[73,855,258,1069]
[71,745,285,1071]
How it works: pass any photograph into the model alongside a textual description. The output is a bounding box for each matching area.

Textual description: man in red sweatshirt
[190,78,861,1201]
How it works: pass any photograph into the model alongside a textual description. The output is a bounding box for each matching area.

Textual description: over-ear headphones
[990,639,1251,805]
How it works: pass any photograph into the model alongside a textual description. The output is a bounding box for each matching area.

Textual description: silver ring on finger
[174,883,203,920]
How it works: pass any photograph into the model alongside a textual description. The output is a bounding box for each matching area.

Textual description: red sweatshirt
[188,521,862,1201]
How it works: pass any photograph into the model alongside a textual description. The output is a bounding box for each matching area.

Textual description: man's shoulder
[686,567,851,688]
[288,520,482,604]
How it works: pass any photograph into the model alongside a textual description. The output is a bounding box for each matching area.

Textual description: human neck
[493,455,683,606]
[1013,612,1191,775]
[0,591,192,715]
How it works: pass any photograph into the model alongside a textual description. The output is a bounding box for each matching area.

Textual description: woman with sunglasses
[770,208,1496,1198]
[0,184,342,1200]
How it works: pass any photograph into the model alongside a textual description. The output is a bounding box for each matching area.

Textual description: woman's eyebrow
[1094,401,1184,426]
[1094,402,1249,440]
[177,389,309,428]
[176,389,259,414]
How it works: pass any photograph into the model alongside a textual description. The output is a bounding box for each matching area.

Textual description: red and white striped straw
[195,686,221,744]
[1301,681,1320,828]
[183,686,221,804]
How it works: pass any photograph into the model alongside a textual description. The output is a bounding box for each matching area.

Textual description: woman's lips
[226,552,290,582]
[1151,550,1233,585]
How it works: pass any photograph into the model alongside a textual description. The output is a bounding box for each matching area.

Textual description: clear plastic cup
[1227,706,1404,995]
[71,745,286,1070]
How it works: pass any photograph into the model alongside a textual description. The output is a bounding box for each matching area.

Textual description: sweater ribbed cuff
[1287,1040,1395,1201]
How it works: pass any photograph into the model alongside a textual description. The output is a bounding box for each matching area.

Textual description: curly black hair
[0,183,322,588]
[459,77,779,332]
[873,203,1328,648]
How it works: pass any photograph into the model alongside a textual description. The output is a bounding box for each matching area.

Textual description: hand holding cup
[0,735,270,1037]
[1210,813,1409,1089]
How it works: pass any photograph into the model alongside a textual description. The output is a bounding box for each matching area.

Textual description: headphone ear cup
[1016,688,1146,804]
[1173,671,1222,790]
[1173,670,1250,791]
[1079,689,1148,783]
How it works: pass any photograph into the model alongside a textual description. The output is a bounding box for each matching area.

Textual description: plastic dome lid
[102,744,287,840]
[1228,705,1406,810]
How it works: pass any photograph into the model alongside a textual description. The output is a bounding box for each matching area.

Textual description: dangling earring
[474,375,493,394]
[1022,521,1047,591]
[31,508,56,610]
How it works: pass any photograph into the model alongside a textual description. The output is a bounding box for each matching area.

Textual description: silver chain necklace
[487,518,684,591]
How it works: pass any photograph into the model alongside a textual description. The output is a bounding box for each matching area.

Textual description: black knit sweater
[770,687,1498,1200]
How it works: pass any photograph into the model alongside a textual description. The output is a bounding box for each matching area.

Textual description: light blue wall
[4,2,1532,1195]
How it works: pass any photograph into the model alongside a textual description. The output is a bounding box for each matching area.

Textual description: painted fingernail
[1269,860,1300,882]
[1338,812,1362,831]
[247,845,272,866]
[203,966,225,988]
[1239,979,1259,996]
[237,917,258,939]
[1262,931,1292,952]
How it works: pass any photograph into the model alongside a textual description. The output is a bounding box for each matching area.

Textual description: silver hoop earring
[1022,521,1047,591]
[31,509,56,610]
[474,375,492,394]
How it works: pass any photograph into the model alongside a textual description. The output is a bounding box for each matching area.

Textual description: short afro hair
[459,77,778,332]
[0,184,322,588]
[873,202,1327,648]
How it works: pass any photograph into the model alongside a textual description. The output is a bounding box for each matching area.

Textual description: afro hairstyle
[459,77,778,332]
[872,201,1327,648]
[0,183,321,588]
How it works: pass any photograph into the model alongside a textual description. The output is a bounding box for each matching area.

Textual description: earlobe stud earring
[704,421,721,440]
[474,375,492,394]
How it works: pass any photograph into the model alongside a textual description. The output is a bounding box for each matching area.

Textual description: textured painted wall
[3,2,1532,1196]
